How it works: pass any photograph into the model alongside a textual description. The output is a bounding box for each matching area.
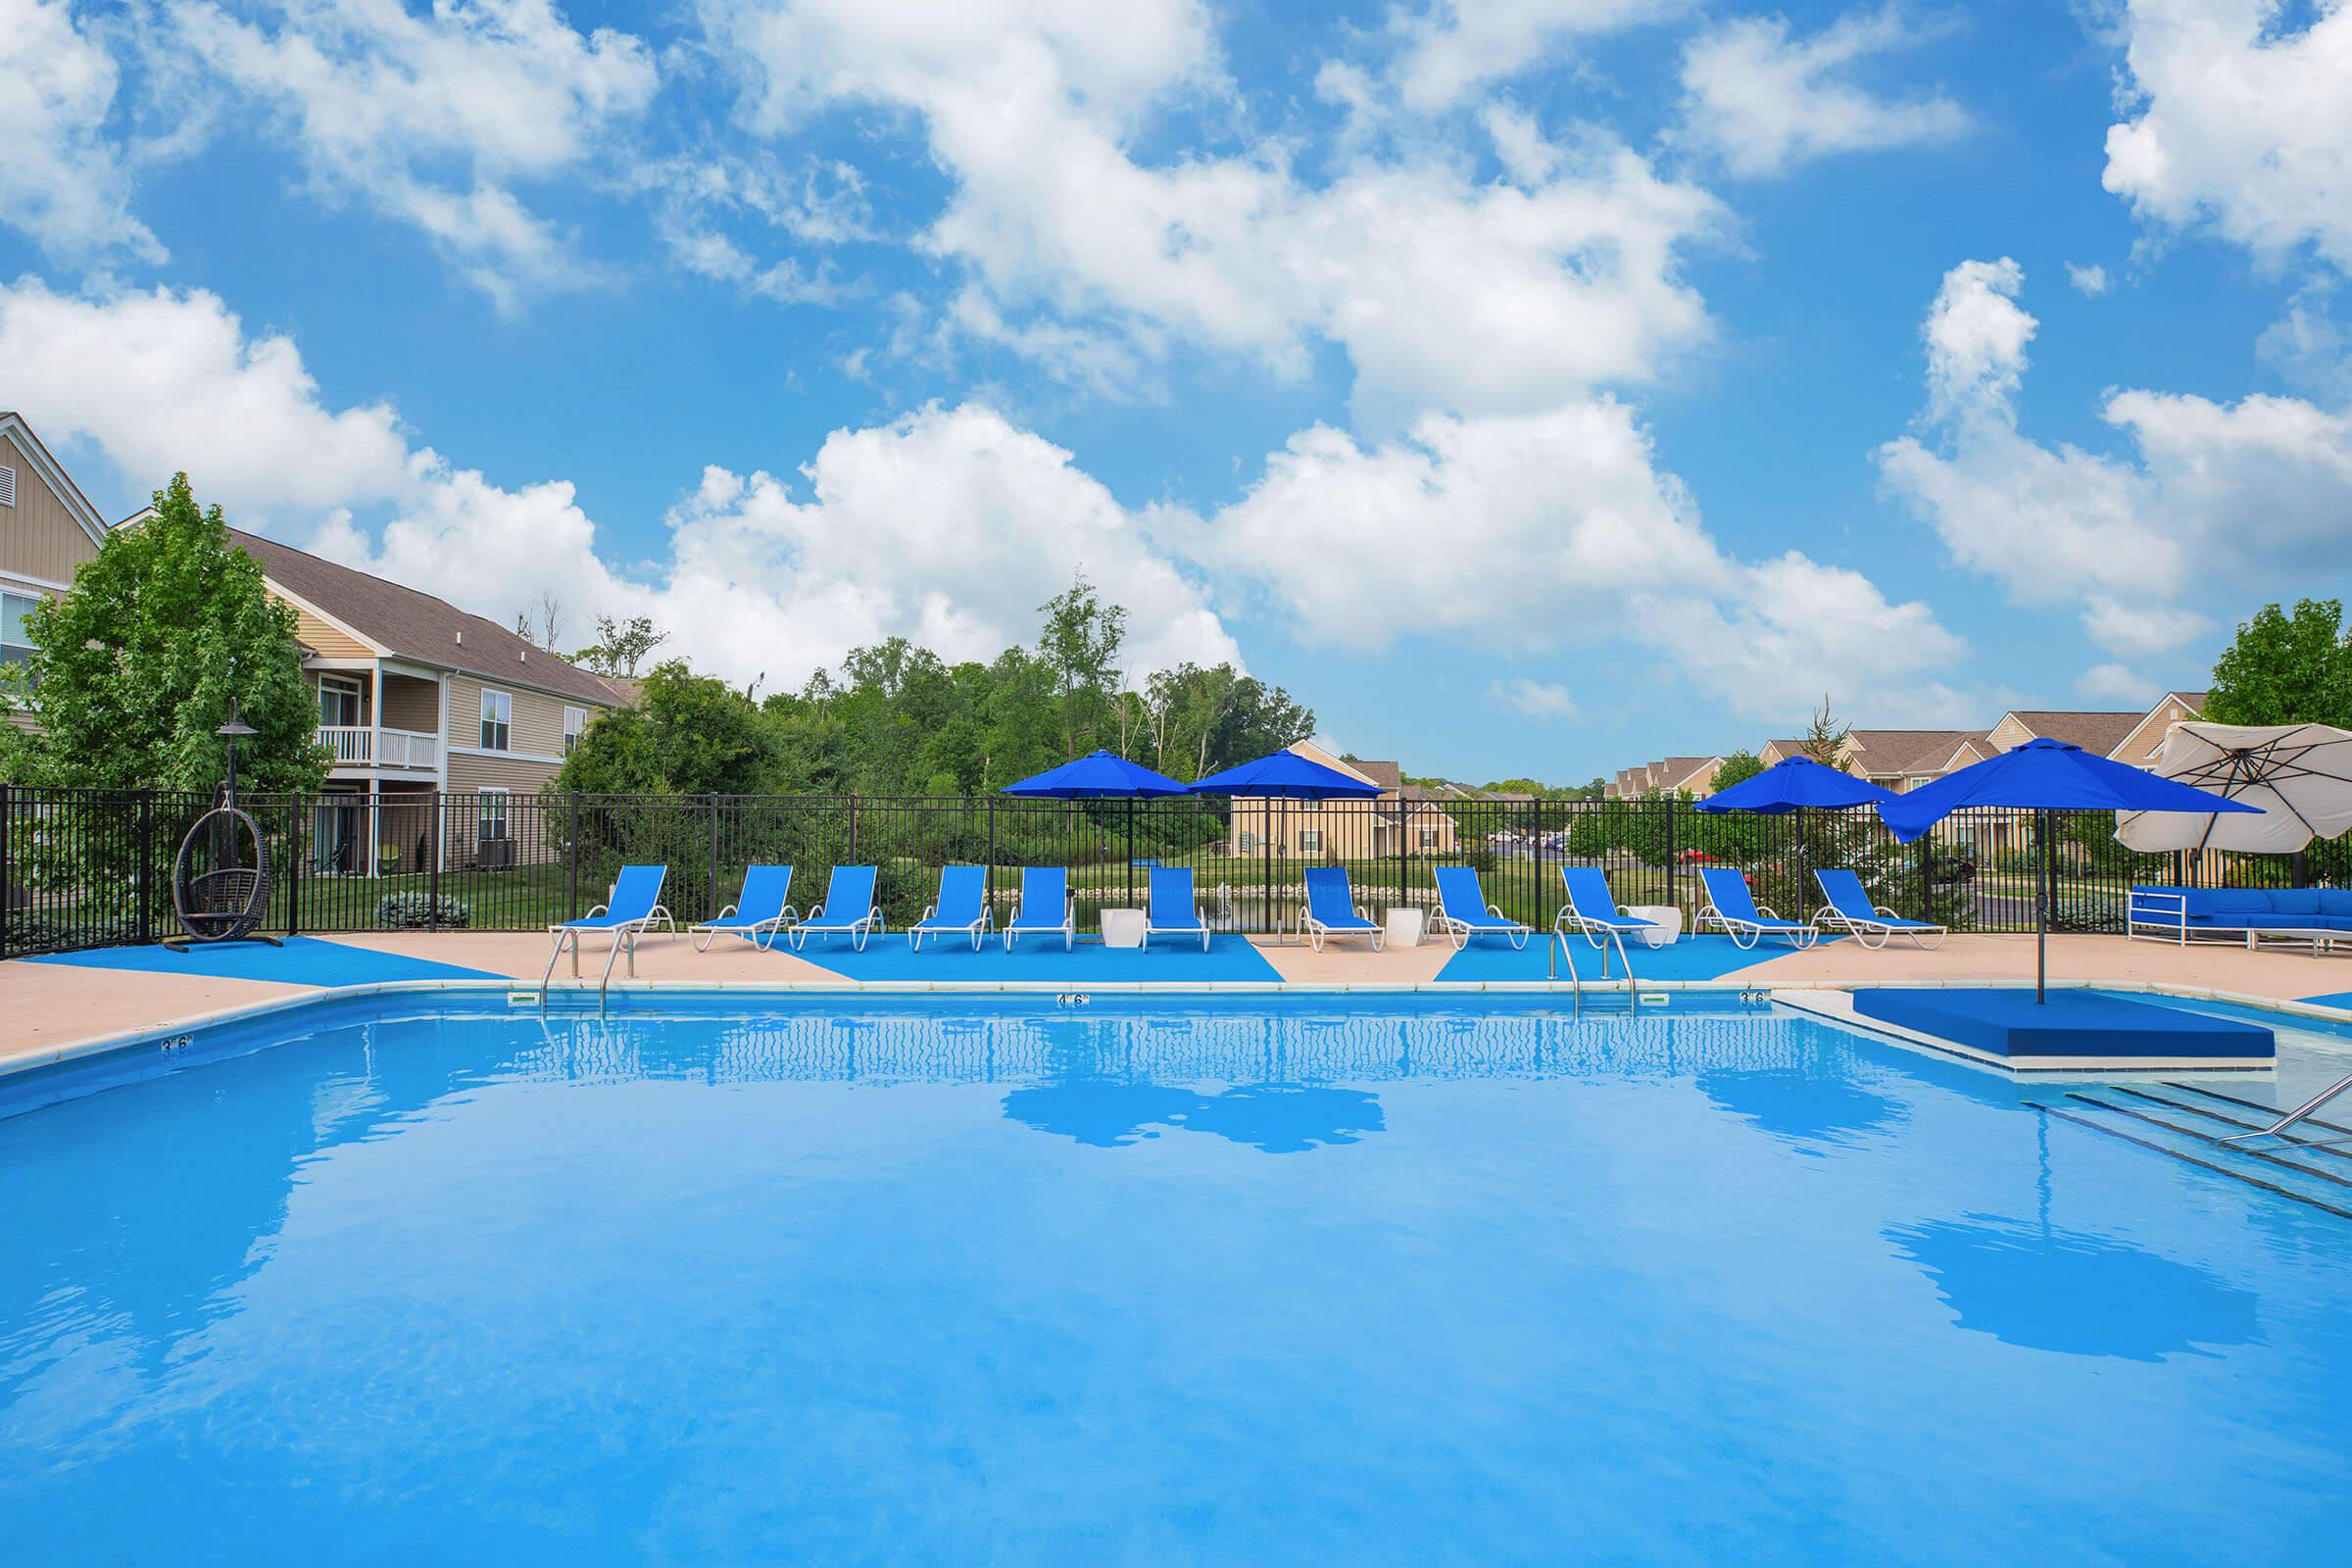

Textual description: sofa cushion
[2319,890,2352,919]
[2199,888,2273,915]
[2266,889,2323,915]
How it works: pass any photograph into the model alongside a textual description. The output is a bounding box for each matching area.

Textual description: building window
[479,688,512,751]
[564,706,588,756]
[1298,829,1323,854]
[1417,828,1443,849]
[477,790,510,844]
[318,674,362,728]
[1239,831,1257,854]
[1,591,36,670]
[0,464,16,508]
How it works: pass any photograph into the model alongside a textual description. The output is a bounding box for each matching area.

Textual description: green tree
[1709,750,1764,793]
[573,614,669,679]
[1798,697,1851,768]
[555,662,775,795]
[0,473,324,792]
[1036,575,1126,760]
[2205,599,2352,727]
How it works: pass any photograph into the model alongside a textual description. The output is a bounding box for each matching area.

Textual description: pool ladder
[2221,1071,2352,1148]
[1546,928,1639,1011]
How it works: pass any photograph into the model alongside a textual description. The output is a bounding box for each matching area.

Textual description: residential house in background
[1604,756,1723,799]
[1839,730,1991,794]
[2108,692,2208,768]
[0,414,109,732]
[1225,742,1459,860]
[217,529,626,875]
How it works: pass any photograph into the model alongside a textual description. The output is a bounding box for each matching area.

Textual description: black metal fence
[0,783,2316,959]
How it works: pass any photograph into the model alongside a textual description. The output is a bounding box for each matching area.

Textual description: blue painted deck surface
[1852,988,2276,1061]
[1435,933,1818,984]
[782,932,1284,983]
[23,936,505,986]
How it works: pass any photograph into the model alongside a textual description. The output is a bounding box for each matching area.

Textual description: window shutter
[0,464,16,508]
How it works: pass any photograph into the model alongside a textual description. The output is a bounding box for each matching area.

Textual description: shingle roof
[1845,729,1984,776]
[1351,759,1403,792]
[2006,710,2144,756]
[228,528,624,708]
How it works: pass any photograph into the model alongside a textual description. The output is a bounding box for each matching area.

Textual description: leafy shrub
[3,909,141,956]
[376,893,471,929]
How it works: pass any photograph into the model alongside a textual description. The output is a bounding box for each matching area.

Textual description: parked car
[1675,848,1716,864]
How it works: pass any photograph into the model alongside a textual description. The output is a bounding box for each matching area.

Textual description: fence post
[1665,800,1678,912]
[1396,795,1408,916]
[987,798,998,918]
[708,792,721,916]
[566,791,580,921]
[137,789,156,945]
[0,781,11,963]
[849,795,858,864]
[428,791,442,930]
[281,796,300,939]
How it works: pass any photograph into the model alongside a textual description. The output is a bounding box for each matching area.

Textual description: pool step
[2033,1085,2352,1221]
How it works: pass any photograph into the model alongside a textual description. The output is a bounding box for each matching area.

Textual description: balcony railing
[318,725,441,771]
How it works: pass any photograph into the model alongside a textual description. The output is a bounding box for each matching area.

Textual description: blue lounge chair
[1144,865,1208,951]
[688,864,797,953]
[1432,865,1529,950]
[1694,866,1818,950]
[1812,868,1945,951]
[1552,865,1649,977]
[541,864,673,997]
[1003,866,1074,951]
[910,865,993,951]
[1301,866,1382,953]
[789,865,884,951]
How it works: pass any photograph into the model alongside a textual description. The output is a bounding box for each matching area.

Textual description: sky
[3,0,2349,784]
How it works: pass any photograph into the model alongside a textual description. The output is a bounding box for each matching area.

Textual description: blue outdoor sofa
[2129,885,2352,954]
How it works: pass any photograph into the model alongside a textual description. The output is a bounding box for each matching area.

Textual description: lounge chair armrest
[586,903,610,918]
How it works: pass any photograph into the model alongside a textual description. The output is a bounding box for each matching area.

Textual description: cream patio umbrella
[2114,722,2352,855]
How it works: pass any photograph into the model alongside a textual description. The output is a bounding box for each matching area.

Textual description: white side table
[1624,905,1683,949]
[1384,906,1425,950]
[1100,907,1146,950]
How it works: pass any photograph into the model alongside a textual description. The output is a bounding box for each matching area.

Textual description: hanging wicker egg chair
[164,700,282,951]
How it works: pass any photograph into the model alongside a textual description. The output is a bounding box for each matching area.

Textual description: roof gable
[0,413,110,547]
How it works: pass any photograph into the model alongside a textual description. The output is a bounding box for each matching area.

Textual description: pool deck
[5,929,2351,1079]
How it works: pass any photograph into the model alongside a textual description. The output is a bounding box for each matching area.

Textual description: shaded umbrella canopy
[1878,738,2261,844]
[1188,751,1381,799]
[1694,756,1896,814]
[1001,750,1190,798]
[2115,721,2352,854]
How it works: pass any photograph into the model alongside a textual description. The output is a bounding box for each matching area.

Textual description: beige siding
[285,603,374,659]
[448,673,572,760]
[1225,800,1458,859]
[2112,699,2196,765]
[1984,714,2035,751]
[0,431,102,585]
[379,673,440,733]
[447,749,564,793]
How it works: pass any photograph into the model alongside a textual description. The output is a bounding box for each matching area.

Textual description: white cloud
[2256,282,2352,403]
[702,0,1725,420]
[0,0,164,262]
[2066,262,2111,296]
[1673,7,1968,178]
[2075,661,2152,705]
[1384,0,1689,112]
[1876,258,2352,658]
[0,277,1238,690]
[171,0,660,309]
[1184,400,1971,722]
[1489,677,1578,721]
[2102,0,2352,272]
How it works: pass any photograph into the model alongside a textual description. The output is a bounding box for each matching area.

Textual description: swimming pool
[4,992,2348,1562]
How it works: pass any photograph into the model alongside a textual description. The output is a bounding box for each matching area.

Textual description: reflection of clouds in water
[1886,1216,2263,1361]
[1697,1069,1903,1152]
[1001,1081,1385,1153]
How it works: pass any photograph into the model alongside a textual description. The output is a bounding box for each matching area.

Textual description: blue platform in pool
[782,932,1284,983]
[1850,988,2275,1066]
[1436,934,1815,984]
[24,936,506,987]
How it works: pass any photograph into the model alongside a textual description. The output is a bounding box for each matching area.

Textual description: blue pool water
[4,994,2349,1563]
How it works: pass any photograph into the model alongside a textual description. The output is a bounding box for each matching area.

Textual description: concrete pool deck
[6,929,2352,1079]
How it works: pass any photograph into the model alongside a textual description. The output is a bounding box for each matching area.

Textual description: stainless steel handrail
[2220,1072,2352,1144]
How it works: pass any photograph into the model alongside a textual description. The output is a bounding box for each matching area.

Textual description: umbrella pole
[2036,807,2048,1004]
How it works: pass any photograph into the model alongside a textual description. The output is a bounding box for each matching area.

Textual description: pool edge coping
[10,971,2352,1085]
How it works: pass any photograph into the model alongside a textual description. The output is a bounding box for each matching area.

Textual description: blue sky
[4,0,2349,783]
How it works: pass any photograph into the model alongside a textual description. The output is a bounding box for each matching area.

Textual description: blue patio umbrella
[1695,756,1897,814]
[1696,757,1899,923]
[1002,751,1189,917]
[1001,750,1188,798]
[1878,738,2261,1001]
[1191,751,1380,940]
